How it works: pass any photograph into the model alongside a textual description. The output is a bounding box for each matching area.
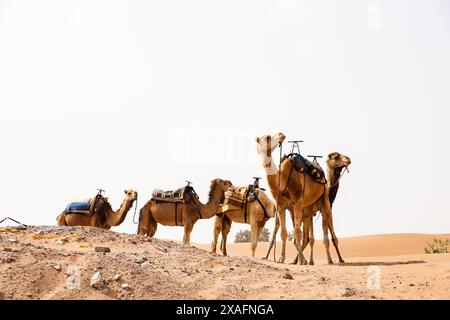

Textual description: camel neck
[106,199,134,227]
[327,167,343,206]
[193,183,223,219]
[259,153,280,199]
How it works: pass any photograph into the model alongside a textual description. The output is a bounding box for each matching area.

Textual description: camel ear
[124,190,128,194]
[256,137,260,143]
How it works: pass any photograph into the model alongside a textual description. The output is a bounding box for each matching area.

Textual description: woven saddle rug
[64,195,99,215]
[283,153,327,185]
[220,186,258,212]
[151,186,198,203]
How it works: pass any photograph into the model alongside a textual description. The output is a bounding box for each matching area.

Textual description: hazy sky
[1,0,449,244]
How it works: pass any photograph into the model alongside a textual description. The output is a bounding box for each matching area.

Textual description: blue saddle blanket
[65,199,91,212]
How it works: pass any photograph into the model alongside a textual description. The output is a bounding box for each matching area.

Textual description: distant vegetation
[424,239,450,254]
[234,228,270,243]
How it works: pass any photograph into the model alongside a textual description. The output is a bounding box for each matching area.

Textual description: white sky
[1,0,449,244]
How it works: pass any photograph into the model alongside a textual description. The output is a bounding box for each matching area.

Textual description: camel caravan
[57,132,351,265]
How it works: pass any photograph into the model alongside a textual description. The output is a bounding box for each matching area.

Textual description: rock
[121,283,129,290]
[90,271,102,288]
[53,265,61,271]
[95,246,111,253]
[0,292,4,300]
[6,238,17,244]
[206,269,213,274]
[55,239,67,245]
[134,257,147,264]
[113,274,121,281]
[340,287,357,297]
[3,248,12,252]
[409,283,415,287]
[26,293,33,298]
[282,272,294,280]
[4,258,15,263]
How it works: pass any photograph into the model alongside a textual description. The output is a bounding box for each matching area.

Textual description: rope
[327,167,349,190]
[132,199,139,224]
[274,141,283,262]
[0,217,27,227]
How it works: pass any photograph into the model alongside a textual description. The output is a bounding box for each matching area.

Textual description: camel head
[124,189,138,202]
[327,152,351,170]
[255,132,286,157]
[210,179,233,203]
[211,178,233,192]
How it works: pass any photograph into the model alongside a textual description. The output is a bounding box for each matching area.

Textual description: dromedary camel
[256,132,345,265]
[211,188,277,257]
[138,179,232,246]
[56,189,138,229]
[271,152,351,265]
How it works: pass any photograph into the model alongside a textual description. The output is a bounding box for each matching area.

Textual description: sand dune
[195,233,450,263]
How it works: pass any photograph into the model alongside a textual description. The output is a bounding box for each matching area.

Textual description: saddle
[151,185,198,203]
[283,153,327,184]
[223,186,258,209]
[64,194,103,216]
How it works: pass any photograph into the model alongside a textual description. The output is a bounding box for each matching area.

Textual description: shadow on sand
[337,260,426,266]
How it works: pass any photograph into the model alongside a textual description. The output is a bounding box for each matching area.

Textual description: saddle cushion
[64,195,101,215]
[285,154,327,184]
[223,186,257,209]
[65,199,91,211]
[151,186,197,203]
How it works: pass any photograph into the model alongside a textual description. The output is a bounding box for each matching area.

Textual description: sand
[0,226,449,300]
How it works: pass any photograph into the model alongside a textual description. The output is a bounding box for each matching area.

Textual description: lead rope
[274,141,283,262]
[132,199,139,224]
[327,167,349,190]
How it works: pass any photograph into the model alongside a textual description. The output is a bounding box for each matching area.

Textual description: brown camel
[268,152,351,265]
[56,189,138,229]
[256,132,345,265]
[138,179,232,245]
[211,187,277,257]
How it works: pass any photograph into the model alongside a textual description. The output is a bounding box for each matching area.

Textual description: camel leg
[327,213,345,264]
[250,222,259,257]
[321,214,334,264]
[293,204,308,265]
[147,221,158,238]
[183,222,194,246]
[221,217,232,256]
[278,208,288,264]
[307,217,315,265]
[265,210,281,260]
[137,206,150,236]
[211,215,223,254]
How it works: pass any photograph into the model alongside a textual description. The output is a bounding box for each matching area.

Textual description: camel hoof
[309,261,315,266]
[339,259,345,264]
[301,260,308,265]
[328,260,334,265]
[277,257,286,264]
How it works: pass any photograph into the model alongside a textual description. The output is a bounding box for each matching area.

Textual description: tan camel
[211,188,277,257]
[138,179,232,245]
[56,189,138,229]
[256,133,345,265]
[276,152,351,265]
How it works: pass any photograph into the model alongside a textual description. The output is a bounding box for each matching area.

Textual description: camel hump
[151,185,197,203]
[287,153,327,185]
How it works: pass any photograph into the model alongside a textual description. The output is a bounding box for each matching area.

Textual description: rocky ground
[0,226,449,300]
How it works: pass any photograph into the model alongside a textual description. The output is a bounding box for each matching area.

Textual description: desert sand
[0,226,449,300]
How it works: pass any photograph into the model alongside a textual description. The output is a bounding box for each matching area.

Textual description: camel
[268,152,351,265]
[210,187,277,257]
[138,179,232,246]
[56,189,138,229]
[256,132,345,265]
